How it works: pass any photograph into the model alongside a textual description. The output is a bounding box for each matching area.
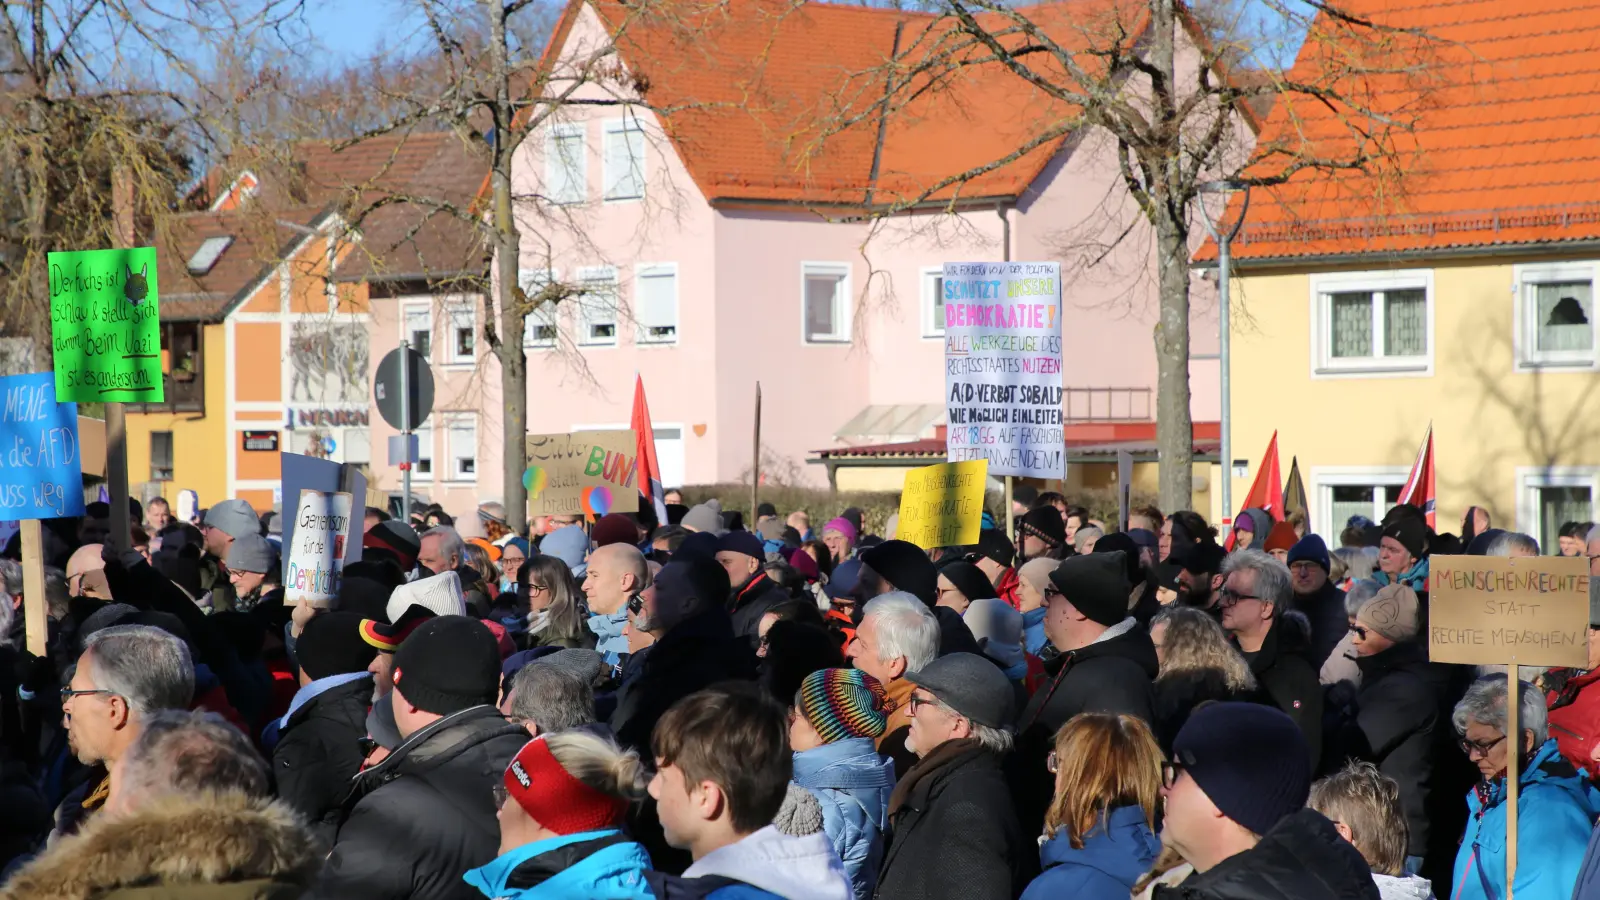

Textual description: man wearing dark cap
[1172,540,1227,614]
[1012,551,1157,836]
[270,610,376,845]
[971,529,1023,611]
[1017,506,1066,562]
[860,539,979,657]
[199,498,258,613]
[313,616,528,900]
[714,530,788,645]
[1155,703,1378,899]
[876,652,1027,900]
[1286,533,1347,667]
[1377,512,1430,592]
[1220,549,1322,771]
[225,532,281,613]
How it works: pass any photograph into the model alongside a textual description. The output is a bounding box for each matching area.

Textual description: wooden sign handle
[1506,664,1519,900]
[21,519,46,657]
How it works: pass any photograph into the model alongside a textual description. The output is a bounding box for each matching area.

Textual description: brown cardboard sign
[1428,555,1590,668]
[523,430,641,518]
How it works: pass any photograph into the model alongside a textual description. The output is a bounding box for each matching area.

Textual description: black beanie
[392,616,501,715]
[974,529,1016,568]
[937,560,998,603]
[1019,507,1066,546]
[1092,533,1144,585]
[1048,552,1131,627]
[861,540,938,607]
[297,611,377,681]
[1382,517,1429,560]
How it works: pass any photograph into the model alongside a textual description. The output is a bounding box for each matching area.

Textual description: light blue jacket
[791,737,895,900]
[1451,739,1599,900]
[463,829,653,900]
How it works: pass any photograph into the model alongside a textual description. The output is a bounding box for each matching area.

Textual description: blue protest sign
[0,373,84,519]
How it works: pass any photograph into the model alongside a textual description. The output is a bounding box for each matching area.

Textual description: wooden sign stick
[21,519,46,657]
[1507,663,1519,900]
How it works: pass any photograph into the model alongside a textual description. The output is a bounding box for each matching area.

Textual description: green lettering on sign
[47,247,164,403]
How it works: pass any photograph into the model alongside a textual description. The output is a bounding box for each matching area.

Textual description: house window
[603,118,646,201]
[1518,468,1598,553]
[1516,263,1597,369]
[654,425,685,487]
[519,269,559,349]
[802,263,850,343]
[402,303,432,358]
[922,268,945,337]
[635,265,677,344]
[1311,467,1407,538]
[150,432,174,482]
[577,267,619,347]
[446,415,477,482]
[1312,270,1432,375]
[412,425,434,482]
[546,124,587,205]
[446,304,475,365]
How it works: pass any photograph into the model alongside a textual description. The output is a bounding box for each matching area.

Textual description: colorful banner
[524,430,641,518]
[48,247,164,402]
[942,262,1064,479]
[0,372,84,519]
[284,489,354,607]
[897,460,988,550]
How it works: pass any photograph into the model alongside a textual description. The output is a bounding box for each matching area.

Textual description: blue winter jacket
[791,738,895,900]
[1450,739,1600,900]
[1022,607,1048,656]
[1020,804,1160,900]
[463,829,653,900]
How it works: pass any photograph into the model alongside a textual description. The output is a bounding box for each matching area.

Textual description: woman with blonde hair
[466,730,653,899]
[1020,713,1163,900]
[1147,606,1260,752]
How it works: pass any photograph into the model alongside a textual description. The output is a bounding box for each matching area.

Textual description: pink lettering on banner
[945,303,1050,330]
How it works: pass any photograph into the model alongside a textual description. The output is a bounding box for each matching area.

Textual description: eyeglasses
[1046,750,1060,774]
[1350,625,1370,640]
[908,694,941,716]
[1161,760,1186,789]
[1216,587,1262,608]
[1460,734,1507,759]
[60,687,119,703]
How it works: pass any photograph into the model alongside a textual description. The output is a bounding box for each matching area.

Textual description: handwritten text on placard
[1428,555,1590,668]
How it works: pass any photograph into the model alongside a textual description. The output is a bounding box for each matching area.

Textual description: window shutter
[637,270,676,340]
[605,126,645,199]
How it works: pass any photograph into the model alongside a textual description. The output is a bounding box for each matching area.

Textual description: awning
[833,404,944,445]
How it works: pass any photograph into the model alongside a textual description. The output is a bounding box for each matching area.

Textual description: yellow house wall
[1231,256,1600,538]
[125,323,229,505]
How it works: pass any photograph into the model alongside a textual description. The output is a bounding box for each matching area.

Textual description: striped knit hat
[798,668,888,743]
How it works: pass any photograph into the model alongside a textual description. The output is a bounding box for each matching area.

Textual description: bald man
[67,544,112,600]
[581,543,649,666]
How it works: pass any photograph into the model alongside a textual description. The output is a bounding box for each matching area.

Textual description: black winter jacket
[1323,641,1445,856]
[728,573,790,646]
[1291,580,1349,669]
[311,705,530,900]
[876,739,1028,900]
[1151,670,1266,755]
[1238,613,1323,772]
[1153,809,1380,900]
[1011,621,1157,837]
[610,608,758,755]
[272,673,374,847]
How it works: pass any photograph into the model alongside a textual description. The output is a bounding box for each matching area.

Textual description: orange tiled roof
[1217,0,1600,263]
[573,0,1151,206]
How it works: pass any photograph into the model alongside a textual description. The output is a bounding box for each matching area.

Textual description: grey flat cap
[203,498,260,541]
[907,651,1017,729]
[227,532,278,575]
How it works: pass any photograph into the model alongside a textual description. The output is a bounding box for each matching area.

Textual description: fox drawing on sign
[123,263,149,305]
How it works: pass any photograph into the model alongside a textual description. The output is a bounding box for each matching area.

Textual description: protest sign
[1428,555,1589,668]
[524,430,641,517]
[283,489,354,606]
[48,247,164,403]
[942,262,1064,479]
[280,452,365,581]
[0,373,84,520]
[897,460,988,550]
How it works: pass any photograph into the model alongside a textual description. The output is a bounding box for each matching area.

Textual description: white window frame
[921,266,946,338]
[1309,466,1409,539]
[634,263,678,346]
[519,268,560,350]
[576,266,619,348]
[1516,467,1599,547]
[400,301,434,361]
[1309,269,1434,378]
[545,123,587,205]
[1513,262,1600,371]
[801,262,852,344]
[444,301,476,367]
[411,424,435,483]
[602,117,646,202]
[444,413,477,483]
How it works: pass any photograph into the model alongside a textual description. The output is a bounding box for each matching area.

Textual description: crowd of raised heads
[4,489,1600,900]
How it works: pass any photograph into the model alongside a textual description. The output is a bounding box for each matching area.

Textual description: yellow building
[1216,0,1600,549]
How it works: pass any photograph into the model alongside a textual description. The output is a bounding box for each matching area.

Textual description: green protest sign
[48,247,163,402]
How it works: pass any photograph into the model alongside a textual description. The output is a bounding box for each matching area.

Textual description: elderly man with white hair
[847,592,940,778]
[418,525,491,616]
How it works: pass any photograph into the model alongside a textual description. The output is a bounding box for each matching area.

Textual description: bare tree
[812,0,1435,511]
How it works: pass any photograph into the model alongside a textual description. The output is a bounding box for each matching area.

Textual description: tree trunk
[1153,205,1194,514]
[487,0,528,531]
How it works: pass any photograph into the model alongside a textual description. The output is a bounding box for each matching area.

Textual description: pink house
[367,0,1251,519]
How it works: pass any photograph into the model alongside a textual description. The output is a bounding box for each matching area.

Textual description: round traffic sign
[373,347,435,431]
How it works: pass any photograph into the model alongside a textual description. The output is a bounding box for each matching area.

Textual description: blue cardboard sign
[0,373,84,519]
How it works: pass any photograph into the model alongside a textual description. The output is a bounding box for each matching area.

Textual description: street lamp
[1196,179,1251,532]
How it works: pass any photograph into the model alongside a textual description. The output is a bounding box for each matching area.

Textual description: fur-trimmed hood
[0,791,320,900]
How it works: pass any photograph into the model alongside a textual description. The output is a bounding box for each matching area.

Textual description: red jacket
[996,567,1022,612]
[1548,668,1600,775]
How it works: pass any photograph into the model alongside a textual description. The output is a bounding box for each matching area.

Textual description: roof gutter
[1192,237,1600,273]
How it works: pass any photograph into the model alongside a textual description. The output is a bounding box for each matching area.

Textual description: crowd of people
[2,487,1600,900]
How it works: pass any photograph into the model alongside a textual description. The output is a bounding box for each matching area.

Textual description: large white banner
[942,262,1065,479]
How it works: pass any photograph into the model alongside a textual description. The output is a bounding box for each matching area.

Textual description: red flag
[631,375,668,524]
[1228,431,1283,550]
[1397,424,1436,530]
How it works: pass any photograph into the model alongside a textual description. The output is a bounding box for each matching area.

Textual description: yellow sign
[523,430,641,518]
[897,460,988,550]
[1428,555,1590,668]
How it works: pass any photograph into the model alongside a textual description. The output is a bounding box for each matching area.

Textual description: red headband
[504,738,628,835]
